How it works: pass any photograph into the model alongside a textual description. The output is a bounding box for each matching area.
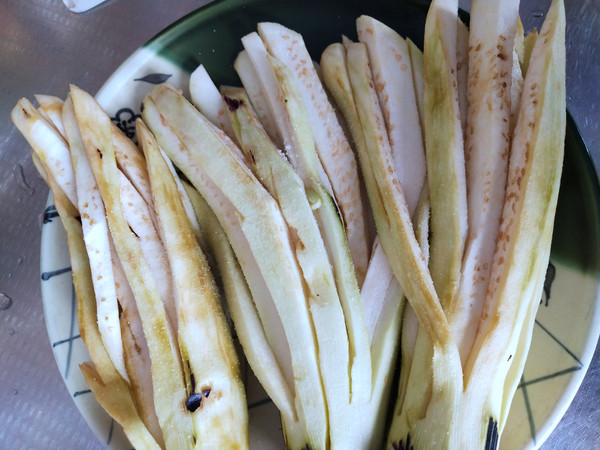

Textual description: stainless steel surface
[1,0,598,448]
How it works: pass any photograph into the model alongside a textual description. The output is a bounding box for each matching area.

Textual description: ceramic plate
[40,0,600,448]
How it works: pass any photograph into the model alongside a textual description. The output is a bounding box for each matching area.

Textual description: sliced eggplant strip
[11,99,78,206]
[142,84,328,450]
[70,85,195,450]
[62,95,129,382]
[35,94,66,138]
[258,22,372,286]
[356,15,426,217]
[138,119,249,449]
[234,50,282,149]
[452,0,520,362]
[33,151,161,449]
[265,57,372,404]
[422,0,468,314]
[182,181,297,425]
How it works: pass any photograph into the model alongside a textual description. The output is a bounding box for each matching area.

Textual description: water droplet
[8,328,16,336]
[0,293,13,310]
[13,389,19,395]
[16,258,23,266]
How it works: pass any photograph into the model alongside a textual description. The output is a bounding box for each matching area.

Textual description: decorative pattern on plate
[133,73,173,84]
[110,108,141,140]
[41,199,131,449]
[40,0,600,448]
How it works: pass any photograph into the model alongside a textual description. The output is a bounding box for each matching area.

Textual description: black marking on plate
[534,319,583,367]
[520,365,583,387]
[73,389,92,397]
[43,205,59,224]
[134,73,172,84]
[111,107,140,140]
[64,283,78,378]
[542,261,556,306]
[106,418,115,445]
[41,266,72,281]
[519,375,537,445]
[52,334,81,348]
[516,318,584,444]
